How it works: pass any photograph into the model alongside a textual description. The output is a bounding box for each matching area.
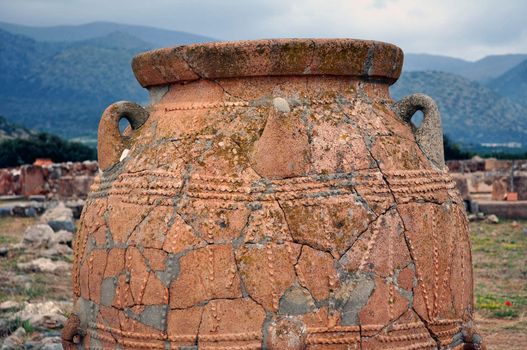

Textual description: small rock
[51,231,73,246]
[467,214,477,222]
[23,341,39,349]
[47,220,75,233]
[17,258,70,274]
[0,207,12,217]
[28,195,46,202]
[22,225,55,248]
[0,246,8,256]
[41,203,75,232]
[1,327,26,350]
[40,245,72,258]
[15,302,70,329]
[511,221,519,228]
[486,214,499,224]
[23,207,37,218]
[65,199,85,219]
[0,301,23,313]
[40,344,62,350]
[39,336,63,350]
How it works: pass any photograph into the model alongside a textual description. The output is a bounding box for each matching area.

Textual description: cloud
[0,0,526,60]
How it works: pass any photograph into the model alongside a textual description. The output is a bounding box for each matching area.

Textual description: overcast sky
[1,0,526,60]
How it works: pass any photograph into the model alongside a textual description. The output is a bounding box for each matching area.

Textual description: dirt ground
[0,216,525,349]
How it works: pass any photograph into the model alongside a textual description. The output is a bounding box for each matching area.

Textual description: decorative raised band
[86,321,459,349]
[89,322,262,343]
[88,169,456,206]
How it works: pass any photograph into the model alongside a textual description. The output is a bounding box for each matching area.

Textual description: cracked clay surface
[66,39,485,350]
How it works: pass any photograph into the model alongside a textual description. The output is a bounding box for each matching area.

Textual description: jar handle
[98,101,149,171]
[393,93,445,169]
[61,313,82,349]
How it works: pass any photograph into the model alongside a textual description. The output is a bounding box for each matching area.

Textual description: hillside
[0,21,215,47]
[404,53,471,74]
[0,29,149,138]
[72,31,153,50]
[490,58,527,107]
[405,53,527,82]
[391,71,527,144]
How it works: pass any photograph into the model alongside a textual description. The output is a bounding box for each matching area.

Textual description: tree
[0,132,96,167]
[443,135,473,160]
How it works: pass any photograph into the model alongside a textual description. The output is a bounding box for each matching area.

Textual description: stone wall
[447,158,527,218]
[446,158,527,173]
[447,158,527,201]
[0,161,98,199]
[491,175,527,201]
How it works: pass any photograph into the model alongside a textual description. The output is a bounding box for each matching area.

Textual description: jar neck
[148,75,394,106]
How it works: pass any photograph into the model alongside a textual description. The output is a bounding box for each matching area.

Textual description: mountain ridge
[404,53,527,82]
[489,58,527,107]
[0,21,216,47]
[72,31,154,50]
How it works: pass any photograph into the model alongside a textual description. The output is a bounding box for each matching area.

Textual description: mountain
[465,54,527,82]
[404,53,527,82]
[489,58,527,107]
[73,31,153,50]
[404,53,471,74]
[391,71,527,144]
[0,28,149,138]
[0,21,216,47]
[0,116,32,140]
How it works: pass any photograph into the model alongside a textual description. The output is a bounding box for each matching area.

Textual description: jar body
[72,75,477,349]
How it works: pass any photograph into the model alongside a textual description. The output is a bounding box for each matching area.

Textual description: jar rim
[132,38,403,88]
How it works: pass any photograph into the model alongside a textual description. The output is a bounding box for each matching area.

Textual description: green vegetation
[471,220,527,320]
[22,284,46,300]
[443,135,472,160]
[459,144,527,159]
[0,131,96,167]
[20,319,34,333]
[0,317,33,337]
[0,235,17,244]
[477,293,527,318]
[0,28,149,139]
[470,219,527,347]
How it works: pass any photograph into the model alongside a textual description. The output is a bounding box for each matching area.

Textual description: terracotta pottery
[63,39,485,350]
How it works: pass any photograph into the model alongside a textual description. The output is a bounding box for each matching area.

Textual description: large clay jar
[63,39,485,350]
